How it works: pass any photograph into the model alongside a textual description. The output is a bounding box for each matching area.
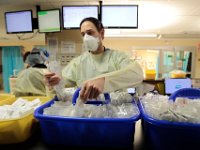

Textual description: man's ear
[101,29,105,40]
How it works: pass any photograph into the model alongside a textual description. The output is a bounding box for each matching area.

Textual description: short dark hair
[23,51,30,62]
[80,17,104,32]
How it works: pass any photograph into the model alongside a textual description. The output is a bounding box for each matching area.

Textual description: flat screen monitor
[102,5,138,28]
[165,78,192,94]
[38,9,61,33]
[5,10,33,34]
[127,88,136,94]
[62,6,98,29]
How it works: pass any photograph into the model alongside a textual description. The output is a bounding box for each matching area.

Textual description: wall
[46,30,82,53]
[196,48,200,78]
[0,40,45,52]
[0,4,46,51]
[104,38,199,50]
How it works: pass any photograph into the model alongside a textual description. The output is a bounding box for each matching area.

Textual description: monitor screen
[127,88,136,94]
[5,10,33,34]
[62,6,98,29]
[165,78,192,94]
[102,5,138,28]
[38,9,61,33]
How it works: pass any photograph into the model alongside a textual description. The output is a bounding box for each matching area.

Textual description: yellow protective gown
[62,48,143,92]
[14,67,53,97]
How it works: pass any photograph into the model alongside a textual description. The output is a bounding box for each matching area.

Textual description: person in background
[45,17,143,102]
[23,51,31,68]
[14,48,54,97]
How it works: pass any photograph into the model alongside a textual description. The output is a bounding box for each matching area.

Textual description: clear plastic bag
[47,61,69,101]
[141,93,200,123]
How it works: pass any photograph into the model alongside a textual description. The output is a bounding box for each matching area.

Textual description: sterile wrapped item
[11,110,21,119]
[158,107,186,122]
[20,105,34,115]
[12,98,28,107]
[82,105,93,118]
[109,103,137,118]
[2,105,13,116]
[53,106,68,113]
[160,110,177,122]
[121,103,138,118]
[116,105,128,118]
[142,94,200,123]
[192,99,200,123]
[173,98,200,123]
[107,104,118,118]
[2,105,16,119]
[141,93,169,119]
[3,114,11,120]
[0,98,42,120]
[57,89,70,101]
[44,99,139,118]
[110,91,133,105]
[63,88,77,101]
[44,102,139,118]
[28,98,41,109]
[87,105,106,118]
[12,98,41,111]
[0,108,8,119]
[72,105,85,117]
[44,101,68,116]
[96,106,108,118]
[175,97,188,105]
[44,101,83,117]
[103,105,118,118]
[44,101,72,116]
[67,107,76,117]
[47,61,68,101]
[43,107,61,116]
[55,100,71,106]
[60,105,74,117]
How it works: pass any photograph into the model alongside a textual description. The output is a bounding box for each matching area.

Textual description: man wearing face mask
[45,17,143,102]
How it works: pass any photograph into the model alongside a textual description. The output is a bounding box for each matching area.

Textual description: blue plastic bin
[34,94,140,149]
[169,88,200,100]
[139,88,200,150]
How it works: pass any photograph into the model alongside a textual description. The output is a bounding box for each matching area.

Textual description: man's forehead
[81,21,96,31]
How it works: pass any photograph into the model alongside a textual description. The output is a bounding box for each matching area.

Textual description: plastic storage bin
[169,88,200,100]
[145,69,156,80]
[169,70,186,78]
[0,96,50,144]
[139,88,200,150]
[34,96,140,149]
[0,93,15,102]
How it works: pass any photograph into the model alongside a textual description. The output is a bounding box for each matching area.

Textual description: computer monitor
[62,5,99,29]
[127,88,136,95]
[5,10,33,34]
[38,9,61,33]
[101,5,138,28]
[165,78,192,95]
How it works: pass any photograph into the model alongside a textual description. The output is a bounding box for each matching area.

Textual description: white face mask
[83,34,100,52]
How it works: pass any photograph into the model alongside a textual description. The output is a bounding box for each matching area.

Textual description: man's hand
[80,77,105,102]
[44,72,61,86]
